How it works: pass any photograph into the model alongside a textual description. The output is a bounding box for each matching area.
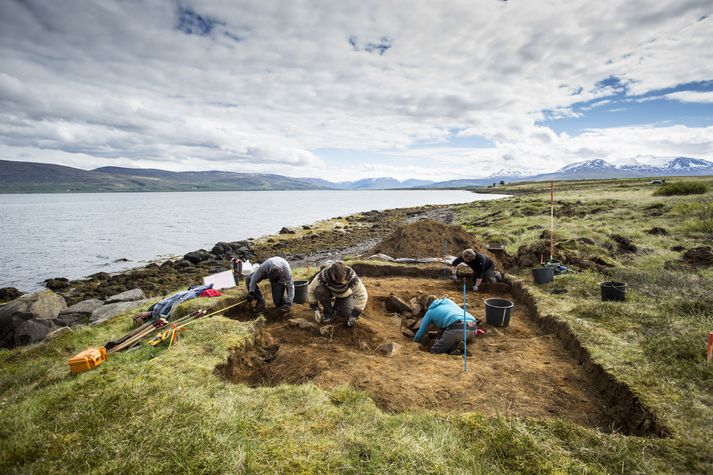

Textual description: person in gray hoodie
[247,257,295,313]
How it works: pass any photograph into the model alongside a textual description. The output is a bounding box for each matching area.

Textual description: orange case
[68,347,108,374]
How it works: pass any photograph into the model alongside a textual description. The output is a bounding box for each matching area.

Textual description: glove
[246,291,256,303]
[472,285,478,292]
[313,309,321,322]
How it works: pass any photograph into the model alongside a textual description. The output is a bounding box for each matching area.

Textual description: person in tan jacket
[307,261,368,326]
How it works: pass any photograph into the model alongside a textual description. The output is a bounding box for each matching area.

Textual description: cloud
[663,90,713,103]
[0,0,712,180]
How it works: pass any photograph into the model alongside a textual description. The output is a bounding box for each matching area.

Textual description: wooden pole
[550,181,554,261]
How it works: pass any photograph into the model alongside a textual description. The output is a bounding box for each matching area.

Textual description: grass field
[1,176,712,473]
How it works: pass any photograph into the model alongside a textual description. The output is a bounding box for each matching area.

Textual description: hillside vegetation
[1,176,713,473]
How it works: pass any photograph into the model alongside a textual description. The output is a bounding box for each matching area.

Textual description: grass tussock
[653,181,708,196]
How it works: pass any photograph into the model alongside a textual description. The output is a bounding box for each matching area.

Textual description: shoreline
[8,202,463,306]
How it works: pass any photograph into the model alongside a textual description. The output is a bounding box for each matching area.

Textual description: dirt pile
[368,220,490,259]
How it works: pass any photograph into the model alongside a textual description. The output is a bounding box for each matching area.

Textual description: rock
[56,299,103,326]
[377,342,401,357]
[279,227,296,235]
[409,298,424,317]
[0,290,67,321]
[288,318,319,330]
[160,260,175,268]
[671,245,686,252]
[577,237,596,245]
[14,319,59,346]
[89,272,111,280]
[0,287,22,303]
[526,225,543,230]
[113,258,130,263]
[385,294,412,314]
[44,277,70,291]
[90,299,153,325]
[302,225,311,230]
[211,242,233,256]
[401,328,415,338]
[46,326,73,340]
[175,259,194,268]
[411,317,424,331]
[105,288,145,304]
[183,249,212,264]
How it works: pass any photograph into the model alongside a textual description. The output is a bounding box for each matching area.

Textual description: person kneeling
[247,256,295,314]
[307,261,368,326]
[413,295,477,354]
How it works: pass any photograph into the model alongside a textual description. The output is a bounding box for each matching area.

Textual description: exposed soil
[368,220,494,261]
[218,275,621,431]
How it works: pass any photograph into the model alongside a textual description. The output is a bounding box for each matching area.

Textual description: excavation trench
[216,263,668,437]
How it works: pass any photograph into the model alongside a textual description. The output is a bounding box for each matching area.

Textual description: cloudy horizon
[1,0,712,181]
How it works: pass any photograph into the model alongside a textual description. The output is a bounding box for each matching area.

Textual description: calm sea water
[0,190,504,291]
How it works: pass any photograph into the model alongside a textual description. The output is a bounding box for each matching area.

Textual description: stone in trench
[288,318,319,330]
[410,317,424,331]
[377,342,401,357]
[385,294,411,314]
[105,288,145,304]
[90,299,154,325]
[401,328,415,338]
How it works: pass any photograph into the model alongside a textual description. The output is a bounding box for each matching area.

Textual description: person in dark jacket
[414,295,477,354]
[247,257,295,313]
[451,248,498,291]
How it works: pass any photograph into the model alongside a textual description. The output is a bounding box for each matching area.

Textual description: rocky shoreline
[1,203,458,308]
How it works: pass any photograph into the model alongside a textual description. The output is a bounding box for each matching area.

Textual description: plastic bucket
[485,298,514,327]
[600,281,627,302]
[531,267,554,284]
[293,280,309,304]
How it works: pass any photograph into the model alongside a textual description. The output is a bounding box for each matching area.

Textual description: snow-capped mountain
[662,157,713,172]
[487,168,528,179]
[558,159,613,173]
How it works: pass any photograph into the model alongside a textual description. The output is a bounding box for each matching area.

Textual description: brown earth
[368,220,494,261]
[219,275,617,431]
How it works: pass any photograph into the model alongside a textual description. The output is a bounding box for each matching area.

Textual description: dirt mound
[682,246,713,267]
[368,220,488,259]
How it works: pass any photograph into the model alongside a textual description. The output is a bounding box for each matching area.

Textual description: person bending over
[247,256,295,313]
[414,295,477,354]
[308,261,368,326]
[451,248,498,291]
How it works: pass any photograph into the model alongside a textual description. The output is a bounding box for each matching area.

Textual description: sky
[1,0,712,182]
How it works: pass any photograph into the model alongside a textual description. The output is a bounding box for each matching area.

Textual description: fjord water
[0,190,503,291]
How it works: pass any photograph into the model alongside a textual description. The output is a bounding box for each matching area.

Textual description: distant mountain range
[0,157,711,193]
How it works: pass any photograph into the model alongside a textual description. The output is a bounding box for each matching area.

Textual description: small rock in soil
[385,294,412,314]
[288,318,319,330]
[401,328,415,338]
[105,288,145,304]
[378,342,401,357]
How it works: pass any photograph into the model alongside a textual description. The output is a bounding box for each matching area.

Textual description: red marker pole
[707,332,713,363]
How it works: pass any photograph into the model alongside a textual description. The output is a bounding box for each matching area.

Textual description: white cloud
[663,90,713,103]
[0,0,712,180]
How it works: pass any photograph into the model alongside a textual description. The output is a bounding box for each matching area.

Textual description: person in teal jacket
[414,296,477,354]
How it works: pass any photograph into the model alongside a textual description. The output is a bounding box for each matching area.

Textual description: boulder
[0,290,67,322]
[385,294,412,314]
[56,299,103,326]
[211,242,233,256]
[183,249,212,264]
[0,287,22,303]
[44,277,70,291]
[14,319,59,346]
[377,342,401,357]
[279,227,296,235]
[175,259,193,268]
[90,299,154,325]
[105,288,145,304]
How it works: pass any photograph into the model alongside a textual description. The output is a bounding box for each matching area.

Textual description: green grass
[653,181,708,196]
[3,176,713,473]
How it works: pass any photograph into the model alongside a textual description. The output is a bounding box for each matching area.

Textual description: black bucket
[600,281,627,302]
[485,298,514,327]
[293,280,309,304]
[531,267,554,284]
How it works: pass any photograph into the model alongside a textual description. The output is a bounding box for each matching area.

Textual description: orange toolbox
[68,347,108,374]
